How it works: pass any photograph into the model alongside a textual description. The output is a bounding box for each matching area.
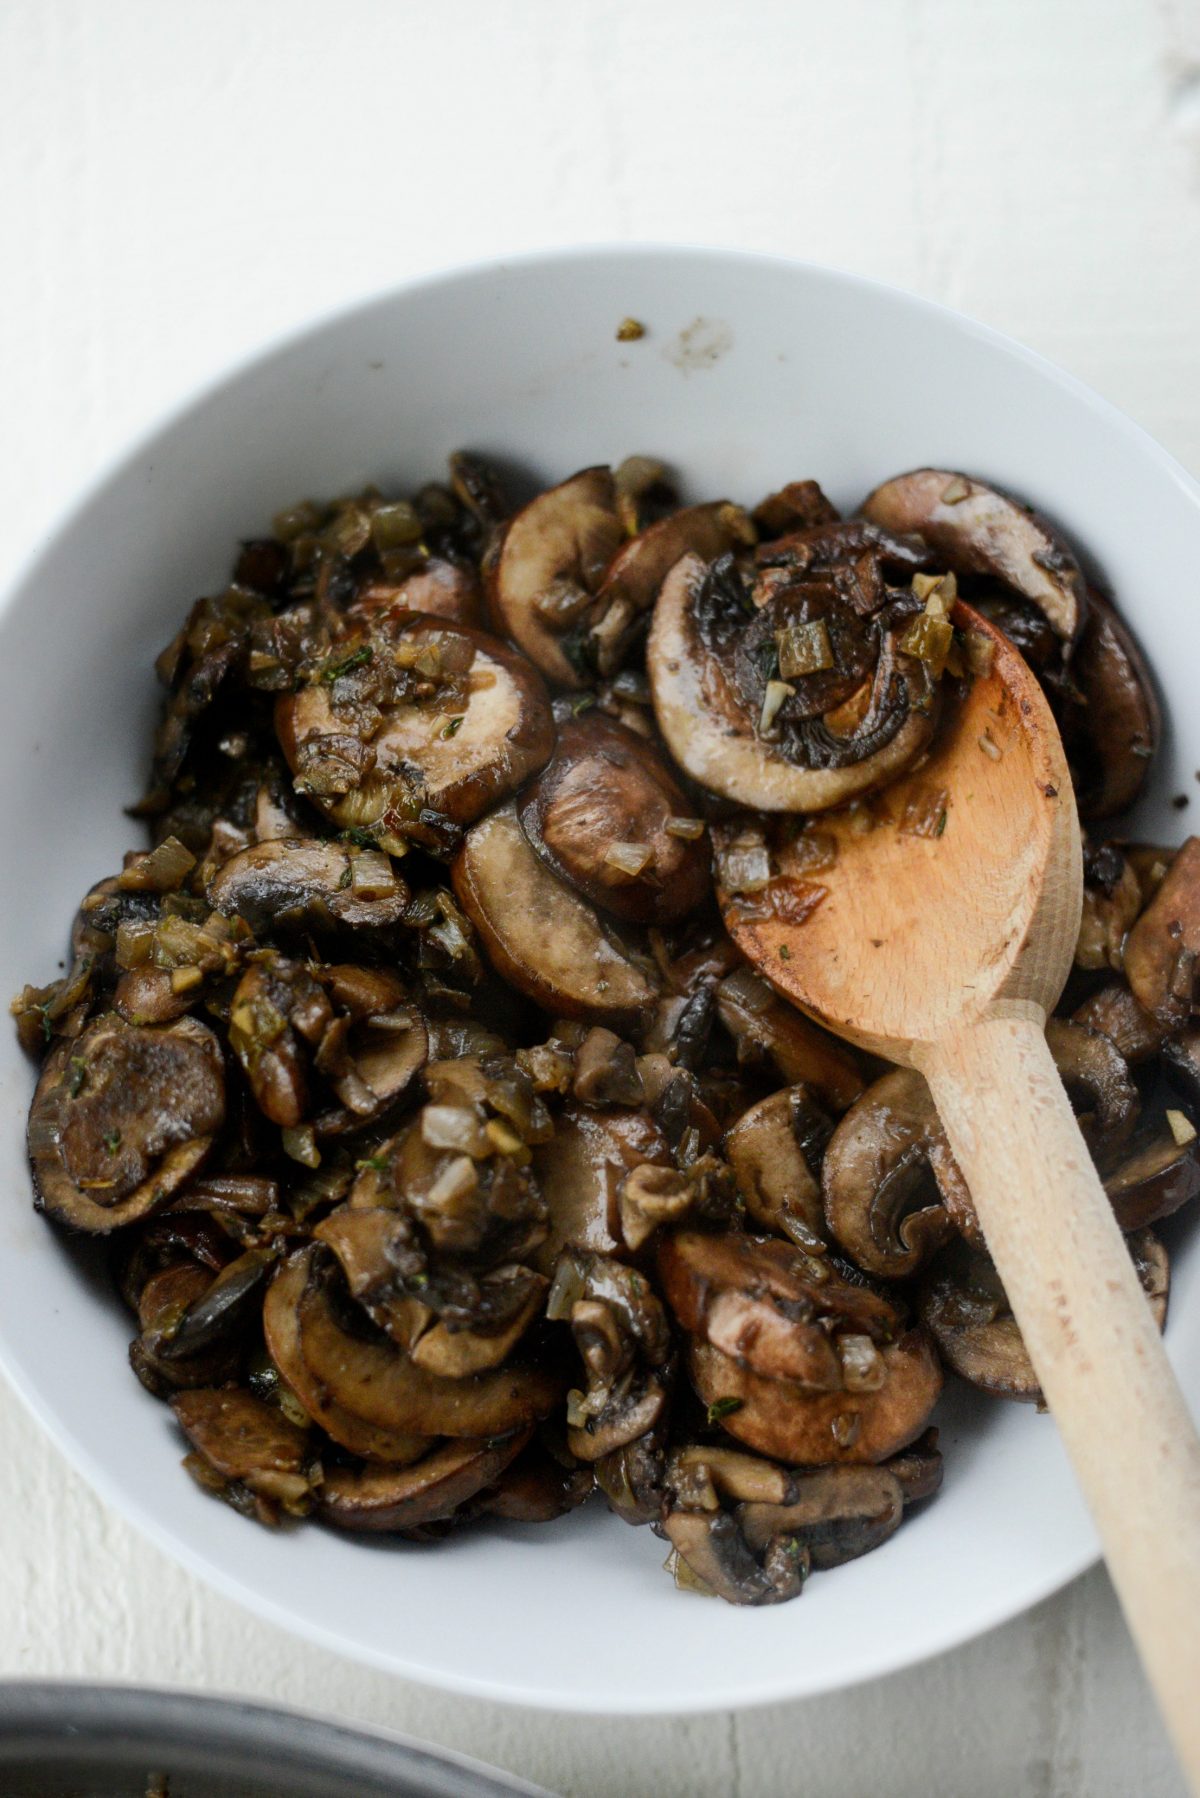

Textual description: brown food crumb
[616,317,646,342]
[1172,794,1190,810]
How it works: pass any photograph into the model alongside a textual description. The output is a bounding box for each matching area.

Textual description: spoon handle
[921,1005,1200,1793]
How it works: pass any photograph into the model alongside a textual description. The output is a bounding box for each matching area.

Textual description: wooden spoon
[720,601,1200,1787]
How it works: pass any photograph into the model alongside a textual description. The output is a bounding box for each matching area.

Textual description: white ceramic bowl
[2,246,1198,1714]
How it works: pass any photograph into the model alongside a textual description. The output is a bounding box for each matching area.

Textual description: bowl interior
[2,246,1198,1712]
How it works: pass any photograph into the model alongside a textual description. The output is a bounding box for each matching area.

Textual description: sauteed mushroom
[28,1015,226,1233]
[453,802,660,1025]
[920,1230,1169,1402]
[173,1388,319,1523]
[723,1085,832,1244]
[1124,837,1200,1028]
[208,837,408,934]
[648,551,939,812]
[318,1433,530,1534]
[860,468,1087,642]
[518,713,711,924]
[276,614,553,851]
[822,1068,974,1274]
[1060,592,1160,819]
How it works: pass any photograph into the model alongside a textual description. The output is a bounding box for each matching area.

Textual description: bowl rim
[2,241,1199,1714]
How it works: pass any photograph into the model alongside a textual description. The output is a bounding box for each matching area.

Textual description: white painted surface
[1,1,1198,1791]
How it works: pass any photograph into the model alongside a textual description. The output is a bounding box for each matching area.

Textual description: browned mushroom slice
[1071,981,1164,1066]
[1104,1128,1200,1231]
[533,1102,672,1269]
[262,1251,432,1463]
[715,968,864,1114]
[131,1262,241,1397]
[724,1085,831,1244]
[353,557,483,628]
[667,1443,800,1509]
[658,1229,905,1389]
[920,1231,1169,1403]
[153,1246,272,1361]
[737,1465,905,1570]
[688,1330,942,1466]
[1163,1027,1200,1108]
[752,480,840,538]
[663,1509,804,1606]
[318,1432,530,1534]
[475,1444,595,1523]
[1044,1017,1139,1164]
[517,714,711,925]
[884,1426,943,1503]
[1061,591,1160,819]
[487,467,627,687]
[315,966,428,1132]
[860,468,1086,642]
[822,1067,975,1275]
[452,802,660,1026]
[275,616,554,846]
[568,1372,671,1462]
[648,554,937,812]
[410,1268,549,1377]
[1074,845,1142,971]
[587,501,751,677]
[308,1206,433,1352]
[208,838,407,935]
[28,1015,226,1233]
[296,1261,563,1437]
[1123,838,1200,1029]
[172,1388,317,1515]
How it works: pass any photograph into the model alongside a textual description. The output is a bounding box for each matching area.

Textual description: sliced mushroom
[1060,591,1160,819]
[587,501,751,677]
[752,480,840,538]
[860,468,1086,642]
[172,1388,317,1516]
[884,1426,944,1503]
[131,1261,241,1397]
[275,615,554,848]
[475,1443,595,1523]
[262,1250,432,1462]
[29,1015,226,1233]
[310,1204,433,1351]
[687,1330,942,1466]
[1071,980,1164,1066]
[518,713,711,924]
[532,1102,672,1269]
[1044,1017,1139,1165]
[153,1246,272,1361]
[410,1267,548,1377]
[1074,845,1142,971]
[715,967,865,1113]
[353,556,483,628]
[295,1258,563,1437]
[822,1068,974,1275]
[724,1085,832,1244]
[452,802,660,1026]
[662,1508,804,1606]
[318,1432,529,1534]
[1163,1027,1200,1109]
[208,837,407,935]
[658,1229,904,1390]
[571,1027,644,1107]
[487,467,627,686]
[1123,838,1200,1029]
[1104,1128,1200,1231]
[920,1230,1169,1403]
[736,1464,905,1570]
[648,553,938,812]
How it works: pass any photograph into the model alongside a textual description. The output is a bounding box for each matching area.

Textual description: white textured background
[2,2,1199,1793]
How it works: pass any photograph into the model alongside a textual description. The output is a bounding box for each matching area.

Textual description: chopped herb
[355,1154,390,1173]
[337,865,352,889]
[779,944,792,960]
[319,645,373,683]
[339,825,380,849]
[40,1005,53,1045]
[102,1129,122,1155]
[68,1056,88,1096]
[935,810,948,837]
[570,693,597,716]
[706,1396,744,1426]
[440,715,464,739]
